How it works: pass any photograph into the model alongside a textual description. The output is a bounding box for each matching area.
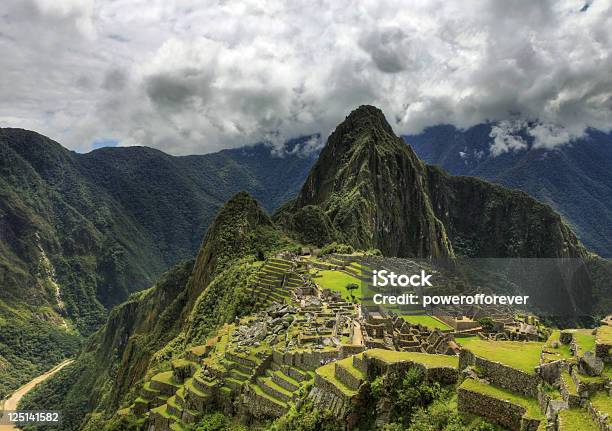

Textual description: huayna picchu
[17,106,611,431]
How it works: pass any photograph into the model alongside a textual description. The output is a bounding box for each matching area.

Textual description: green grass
[274,370,300,387]
[591,391,612,416]
[335,357,365,380]
[142,381,160,395]
[576,372,607,385]
[572,329,596,355]
[561,371,577,396]
[167,395,182,410]
[151,404,172,419]
[542,330,573,362]
[171,358,194,368]
[184,378,208,399]
[365,349,459,368]
[460,378,543,420]
[313,270,362,301]
[597,325,612,344]
[316,362,358,397]
[151,371,178,386]
[457,338,543,374]
[557,408,598,430]
[262,377,292,397]
[401,314,452,331]
[541,383,562,400]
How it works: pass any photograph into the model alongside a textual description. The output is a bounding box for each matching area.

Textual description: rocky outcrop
[425,166,586,259]
[578,351,605,377]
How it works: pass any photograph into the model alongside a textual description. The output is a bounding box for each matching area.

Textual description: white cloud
[489,121,529,156]
[1,0,611,154]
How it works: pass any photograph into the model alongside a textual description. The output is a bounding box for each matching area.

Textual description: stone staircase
[251,257,296,306]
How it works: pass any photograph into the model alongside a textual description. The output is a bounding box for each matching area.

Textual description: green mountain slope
[0,129,314,398]
[17,192,291,430]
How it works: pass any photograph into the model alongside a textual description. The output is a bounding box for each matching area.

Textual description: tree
[346,283,359,302]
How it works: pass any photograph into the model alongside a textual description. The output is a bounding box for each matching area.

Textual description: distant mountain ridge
[405,124,612,257]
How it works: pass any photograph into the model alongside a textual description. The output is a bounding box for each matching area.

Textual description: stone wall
[150,380,177,396]
[251,354,272,380]
[314,371,353,403]
[459,349,475,371]
[352,354,366,374]
[537,383,567,425]
[340,345,365,358]
[363,356,458,385]
[283,365,309,382]
[572,367,607,398]
[425,367,459,385]
[537,359,564,385]
[595,342,611,364]
[240,385,288,418]
[588,399,612,431]
[458,387,527,431]
[308,385,350,419]
[274,349,340,370]
[334,363,362,391]
[459,350,540,397]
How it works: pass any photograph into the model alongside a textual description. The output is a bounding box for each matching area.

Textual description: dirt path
[0,359,74,431]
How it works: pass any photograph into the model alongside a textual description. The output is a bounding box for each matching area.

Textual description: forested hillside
[0,129,315,398]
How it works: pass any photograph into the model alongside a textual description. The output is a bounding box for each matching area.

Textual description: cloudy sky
[1,0,611,155]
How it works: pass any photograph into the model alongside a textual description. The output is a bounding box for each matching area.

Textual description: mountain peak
[344,105,392,130]
[285,106,454,258]
[327,105,398,155]
[184,191,286,315]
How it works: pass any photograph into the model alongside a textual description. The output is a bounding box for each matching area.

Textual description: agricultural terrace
[542,330,573,363]
[400,314,452,331]
[364,348,459,368]
[570,329,596,355]
[459,378,544,420]
[597,325,612,344]
[457,338,543,374]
